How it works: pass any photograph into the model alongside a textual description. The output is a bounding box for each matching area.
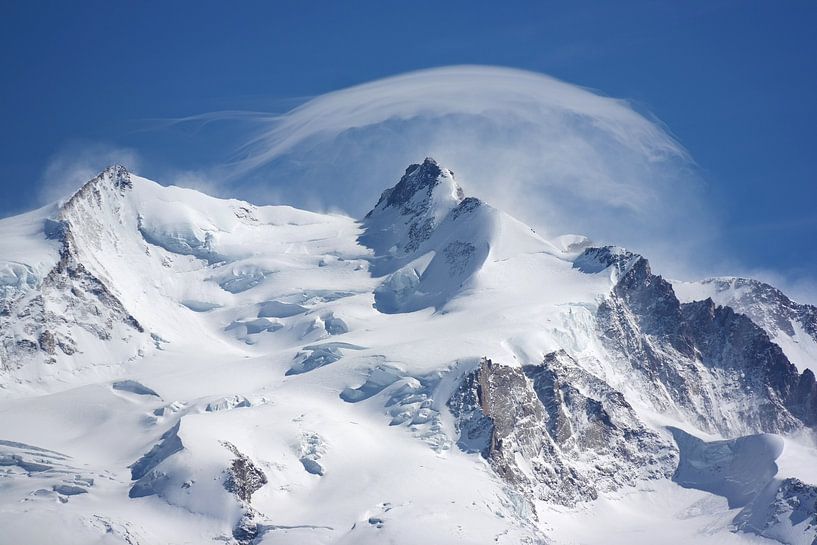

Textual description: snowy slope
[0,161,815,545]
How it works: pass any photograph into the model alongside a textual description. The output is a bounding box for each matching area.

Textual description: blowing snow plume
[180,65,711,274]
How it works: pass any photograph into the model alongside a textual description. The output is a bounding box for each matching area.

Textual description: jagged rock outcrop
[222,441,267,503]
[579,246,817,436]
[465,357,597,507]
[448,355,675,507]
[221,442,267,545]
[525,351,676,488]
[675,277,817,373]
[679,277,817,342]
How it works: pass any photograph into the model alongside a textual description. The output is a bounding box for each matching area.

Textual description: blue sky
[1,1,815,298]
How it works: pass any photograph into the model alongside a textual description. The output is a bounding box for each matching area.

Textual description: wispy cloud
[180,65,711,277]
[27,67,813,301]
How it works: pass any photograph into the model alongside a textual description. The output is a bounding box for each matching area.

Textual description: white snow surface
[0,163,815,545]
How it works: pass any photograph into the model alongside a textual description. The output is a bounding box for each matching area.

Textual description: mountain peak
[362,158,466,256]
[59,165,133,215]
[367,157,463,218]
[98,164,133,191]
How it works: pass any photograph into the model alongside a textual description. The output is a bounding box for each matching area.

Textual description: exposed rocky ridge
[56,165,137,279]
[573,245,641,278]
[675,277,817,373]
[0,166,146,373]
[524,351,676,487]
[448,355,676,507]
[684,277,817,341]
[449,357,592,507]
[363,158,464,252]
[62,164,133,208]
[361,157,467,261]
[372,159,462,213]
[579,246,817,436]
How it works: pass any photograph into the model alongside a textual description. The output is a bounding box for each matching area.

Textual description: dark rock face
[442,241,476,275]
[682,300,817,430]
[106,164,133,191]
[578,246,817,436]
[368,158,462,219]
[222,441,267,503]
[381,159,444,212]
[450,197,482,221]
[572,245,640,276]
[232,510,262,545]
[60,164,133,214]
[695,277,817,341]
[1,249,143,371]
[447,365,493,457]
[221,442,268,545]
[524,351,675,487]
[448,356,675,507]
[478,357,598,507]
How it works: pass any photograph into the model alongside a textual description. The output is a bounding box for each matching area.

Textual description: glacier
[0,159,815,545]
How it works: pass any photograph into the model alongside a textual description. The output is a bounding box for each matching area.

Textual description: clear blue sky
[1,1,815,294]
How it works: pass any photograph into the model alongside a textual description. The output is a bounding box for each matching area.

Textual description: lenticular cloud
[201,65,708,265]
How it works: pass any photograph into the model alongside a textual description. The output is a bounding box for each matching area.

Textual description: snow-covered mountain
[1,159,815,545]
[674,277,817,375]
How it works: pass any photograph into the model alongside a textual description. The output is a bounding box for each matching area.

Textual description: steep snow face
[1,159,816,545]
[670,427,817,545]
[674,277,817,374]
[0,167,150,383]
[0,205,61,299]
[670,427,785,509]
[370,198,496,313]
